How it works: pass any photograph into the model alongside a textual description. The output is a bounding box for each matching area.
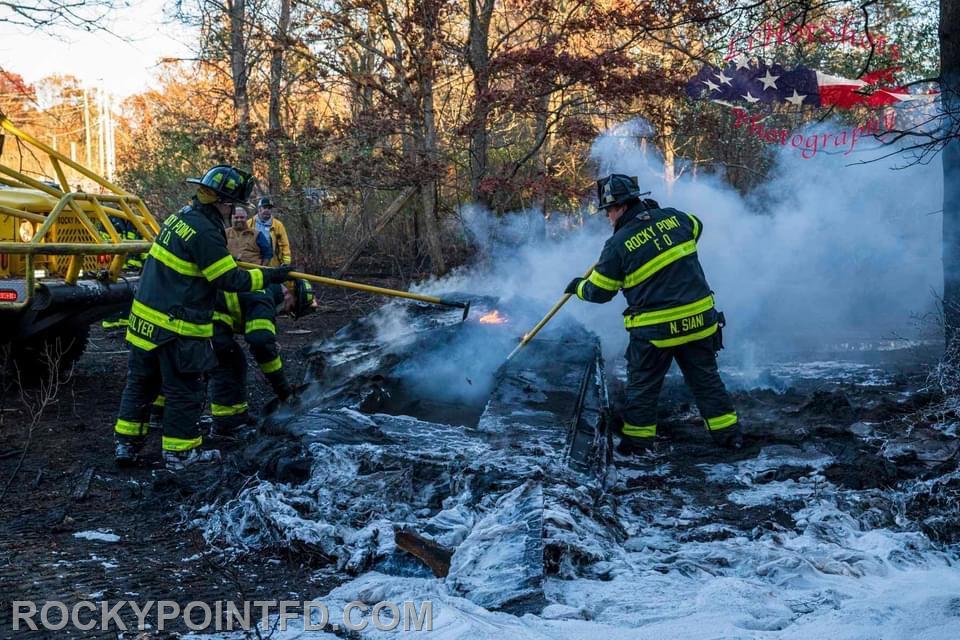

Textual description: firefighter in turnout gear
[567,174,742,455]
[207,282,301,435]
[113,165,294,470]
[207,280,314,432]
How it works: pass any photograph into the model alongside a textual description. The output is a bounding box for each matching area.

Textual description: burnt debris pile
[201,297,616,611]
[197,299,960,626]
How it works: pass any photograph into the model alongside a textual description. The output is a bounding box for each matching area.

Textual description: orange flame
[478,309,508,324]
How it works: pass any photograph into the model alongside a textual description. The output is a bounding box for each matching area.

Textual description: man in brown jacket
[227,206,269,264]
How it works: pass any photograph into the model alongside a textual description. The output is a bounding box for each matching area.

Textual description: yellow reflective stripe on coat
[623,423,656,437]
[125,330,158,351]
[114,418,147,436]
[148,243,202,277]
[162,435,203,451]
[249,268,264,291]
[152,395,165,407]
[688,213,700,240]
[624,295,714,328]
[588,269,623,292]
[245,318,276,334]
[224,291,243,327]
[211,402,248,417]
[130,300,212,338]
[259,356,283,374]
[213,311,236,328]
[650,322,718,348]
[624,240,697,288]
[202,254,238,281]
[706,412,738,431]
[576,278,588,300]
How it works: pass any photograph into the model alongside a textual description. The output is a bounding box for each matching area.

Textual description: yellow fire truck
[0,112,159,379]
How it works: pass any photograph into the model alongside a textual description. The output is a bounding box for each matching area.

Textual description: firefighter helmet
[290,279,315,319]
[596,174,649,210]
[186,165,256,204]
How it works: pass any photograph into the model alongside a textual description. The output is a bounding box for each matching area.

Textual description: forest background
[0,0,943,279]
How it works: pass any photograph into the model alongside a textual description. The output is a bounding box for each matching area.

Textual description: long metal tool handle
[505,264,596,362]
[238,261,470,315]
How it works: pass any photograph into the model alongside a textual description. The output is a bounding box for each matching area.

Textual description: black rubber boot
[210,412,255,440]
[163,448,222,471]
[115,437,146,467]
[266,370,293,402]
[711,423,744,450]
[615,436,654,457]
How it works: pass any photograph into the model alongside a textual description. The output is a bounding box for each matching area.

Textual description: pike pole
[505,264,596,362]
[238,262,472,320]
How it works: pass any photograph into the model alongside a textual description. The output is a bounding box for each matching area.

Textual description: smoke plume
[418,118,942,374]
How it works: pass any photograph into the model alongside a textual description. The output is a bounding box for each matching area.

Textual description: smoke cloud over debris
[418,118,942,372]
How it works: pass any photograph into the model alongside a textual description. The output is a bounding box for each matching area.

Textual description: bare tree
[227,0,254,166]
[941,0,960,348]
[175,0,272,168]
[0,0,117,29]
[301,0,450,274]
[267,0,293,192]
[465,0,496,207]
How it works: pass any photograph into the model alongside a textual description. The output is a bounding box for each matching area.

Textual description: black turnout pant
[621,332,738,441]
[113,339,213,452]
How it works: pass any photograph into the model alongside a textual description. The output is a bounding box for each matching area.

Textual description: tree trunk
[286,145,318,269]
[415,2,446,275]
[942,0,960,350]
[335,187,418,278]
[532,90,553,216]
[267,0,292,192]
[227,0,252,167]
[419,70,446,275]
[467,0,496,207]
[663,122,676,197]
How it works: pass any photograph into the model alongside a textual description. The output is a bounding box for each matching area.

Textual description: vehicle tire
[3,325,90,385]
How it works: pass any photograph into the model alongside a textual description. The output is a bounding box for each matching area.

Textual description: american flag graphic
[686,56,931,109]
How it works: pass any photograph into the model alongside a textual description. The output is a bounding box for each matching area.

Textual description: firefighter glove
[266,265,294,284]
[564,277,584,295]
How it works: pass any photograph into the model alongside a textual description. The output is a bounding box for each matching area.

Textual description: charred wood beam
[394,527,453,578]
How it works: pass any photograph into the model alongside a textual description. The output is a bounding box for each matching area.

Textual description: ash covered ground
[189,299,957,640]
[0,289,957,639]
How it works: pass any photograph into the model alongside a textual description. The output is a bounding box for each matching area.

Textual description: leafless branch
[0,338,76,502]
[0,0,118,30]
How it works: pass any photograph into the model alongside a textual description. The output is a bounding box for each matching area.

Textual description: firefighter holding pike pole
[565,174,742,456]
[112,165,294,470]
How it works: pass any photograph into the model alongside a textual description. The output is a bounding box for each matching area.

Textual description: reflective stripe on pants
[113,339,206,451]
[623,330,736,441]
[208,329,248,427]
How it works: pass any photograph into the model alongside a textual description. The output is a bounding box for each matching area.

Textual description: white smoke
[593,118,942,358]
[418,117,942,370]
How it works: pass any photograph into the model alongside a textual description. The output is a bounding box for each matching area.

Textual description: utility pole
[83,87,92,169]
[105,93,115,180]
[97,88,106,177]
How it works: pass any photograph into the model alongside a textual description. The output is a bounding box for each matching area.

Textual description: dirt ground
[0,288,384,639]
